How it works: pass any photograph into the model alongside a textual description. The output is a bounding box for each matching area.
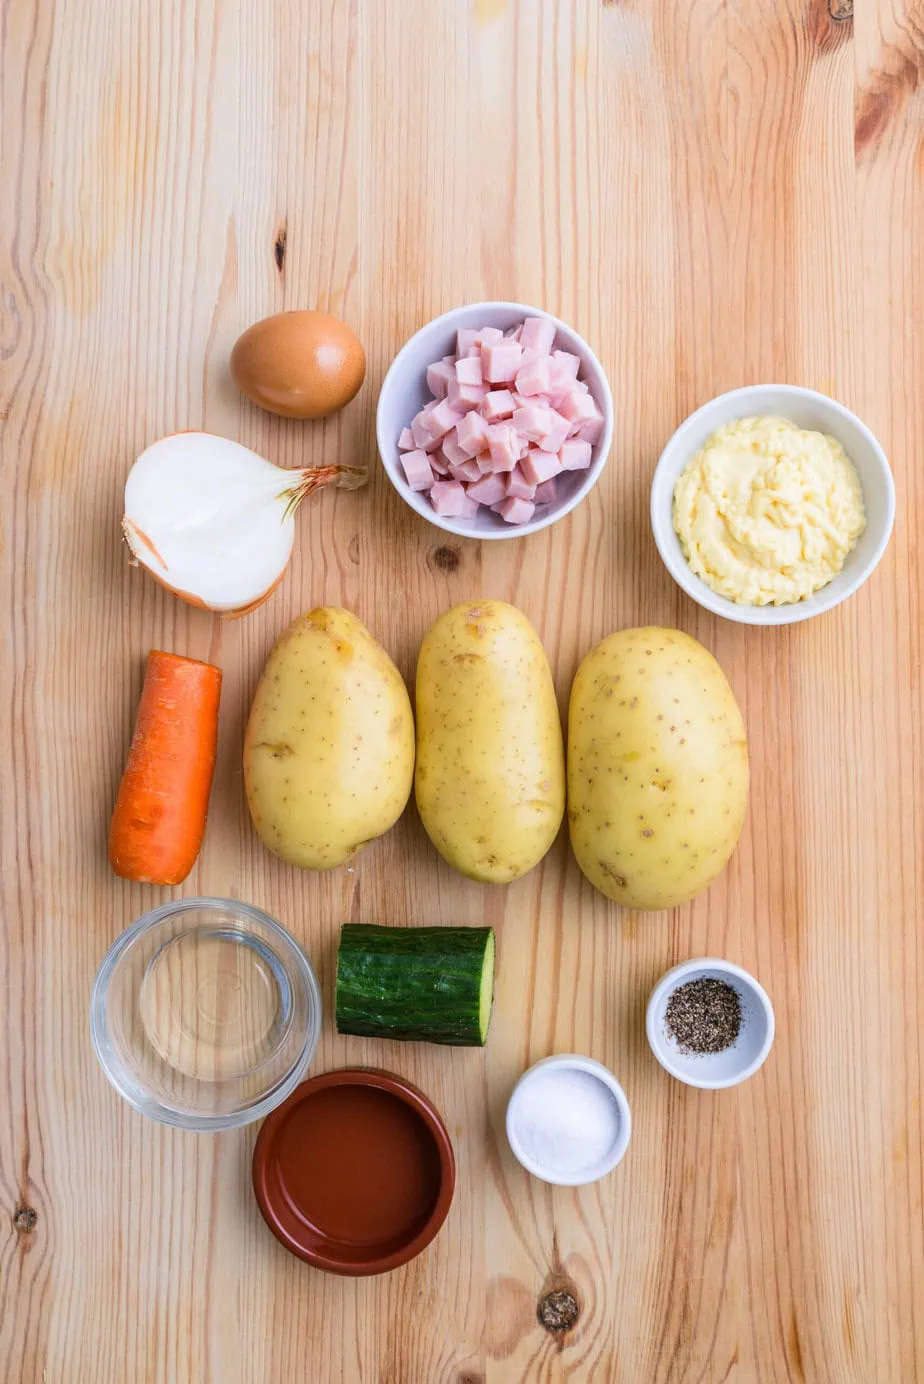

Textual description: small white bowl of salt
[505,1054,631,1186]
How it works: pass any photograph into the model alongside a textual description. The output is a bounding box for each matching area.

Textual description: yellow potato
[244,607,414,869]
[568,628,748,910]
[415,600,565,883]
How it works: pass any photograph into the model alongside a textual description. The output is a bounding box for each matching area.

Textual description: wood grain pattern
[2,0,922,1379]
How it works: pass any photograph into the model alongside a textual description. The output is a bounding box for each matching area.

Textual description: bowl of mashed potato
[650,386,895,625]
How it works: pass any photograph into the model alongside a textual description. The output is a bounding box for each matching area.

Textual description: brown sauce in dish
[271,1084,442,1247]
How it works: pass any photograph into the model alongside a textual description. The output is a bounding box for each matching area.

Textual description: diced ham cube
[550,376,588,410]
[537,410,571,453]
[447,379,488,413]
[448,459,482,483]
[534,477,559,505]
[520,448,562,486]
[547,359,575,406]
[456,409,489,457]
[430,450,451,477]
[440,430,469,467]
[455,355,483,387]
[401,449,435,491]
[482,339,523,384]
[430,479,467,516]
[456,328,479,356]
[541,426,570,454]
[559,439,593,470]
[398,427,415,451]
[506,465,537,501]
[426,360,455,398]
[574,416,605,445]
[519,316,556,354]
[426,399,464,439]
[551,349,580,378]
[480,389,516,421]
[504,324,523,341]
[517,438,530,459]
[486,422,519,471]
[515,355,552,397]
[513,391,551,409]
[457,491,481,518]
[411,413,442,452]
[512,404,556,442]
[489,420,516,443]
[559,390,600,425]
[466,473,508,506]
[476,326,503,345]
[499,496,536,525]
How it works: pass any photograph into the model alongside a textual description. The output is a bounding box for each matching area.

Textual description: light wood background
[2,0,922,1380]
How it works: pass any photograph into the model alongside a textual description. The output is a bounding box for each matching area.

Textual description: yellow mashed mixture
[672,415,866,606]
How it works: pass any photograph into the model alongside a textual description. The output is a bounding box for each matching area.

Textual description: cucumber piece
[335,924,495,1046]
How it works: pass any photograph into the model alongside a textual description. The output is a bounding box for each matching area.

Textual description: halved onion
[122,432,365,615]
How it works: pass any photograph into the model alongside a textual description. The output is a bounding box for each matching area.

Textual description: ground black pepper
[665,977,742,1054]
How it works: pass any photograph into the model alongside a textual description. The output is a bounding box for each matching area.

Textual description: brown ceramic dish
[252,1068,456,1275]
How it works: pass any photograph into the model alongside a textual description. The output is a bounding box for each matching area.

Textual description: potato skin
[415,600,565,883]
[568,628,748,910]
[244,608,414,869]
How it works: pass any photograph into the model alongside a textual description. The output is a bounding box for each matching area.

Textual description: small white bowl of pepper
[646,958,775,1090]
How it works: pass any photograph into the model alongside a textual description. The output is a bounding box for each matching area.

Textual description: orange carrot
[109,650,222,885]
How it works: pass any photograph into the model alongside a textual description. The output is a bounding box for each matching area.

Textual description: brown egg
[230,310,366,420]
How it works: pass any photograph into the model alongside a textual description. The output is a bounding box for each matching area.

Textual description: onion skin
[121,518,288,617]
[134,556,288,616]
[224,570,288,618]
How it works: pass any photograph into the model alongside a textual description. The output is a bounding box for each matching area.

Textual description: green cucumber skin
[336,924,494,1047]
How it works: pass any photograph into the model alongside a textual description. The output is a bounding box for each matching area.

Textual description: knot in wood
[538,1289,579,1332]
[431,545,461,573]
[14,1206,37,1233]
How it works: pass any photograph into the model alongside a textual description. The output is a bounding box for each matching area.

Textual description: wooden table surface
[3,1,923,1380]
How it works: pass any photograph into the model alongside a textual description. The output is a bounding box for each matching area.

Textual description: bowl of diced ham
[376,302,613,538]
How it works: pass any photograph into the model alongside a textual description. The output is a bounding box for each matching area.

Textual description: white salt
[513,1067,621,1176]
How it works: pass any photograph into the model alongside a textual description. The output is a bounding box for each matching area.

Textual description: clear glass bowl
[90,898,321,1131]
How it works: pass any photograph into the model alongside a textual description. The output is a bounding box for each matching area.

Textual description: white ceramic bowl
[646,958,775,1090]
[650,385,895,625]
[376,302,613,540]
[505,1053,631,1185]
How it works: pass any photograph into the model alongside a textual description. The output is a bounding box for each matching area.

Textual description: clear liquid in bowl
[139,927,288,1082]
